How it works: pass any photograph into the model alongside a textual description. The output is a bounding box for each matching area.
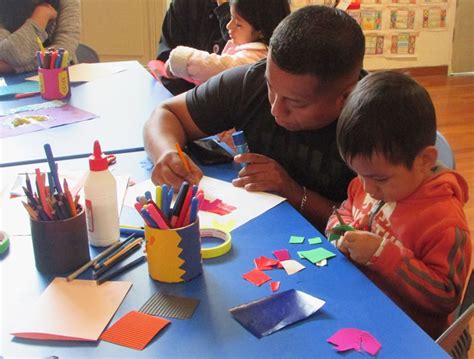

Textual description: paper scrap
[100,311,170,350]
[308,237,322,245]
[280,260,305,275]
[270,281,280,292]
[10,278,132,341]
[254,256,280,271]
[242,269,272,286]
[272,249,290,261]
[139,292,199,320]
[289,235,305,244]
[299,247,336,264]
[229,289,325,338]
[327,328,382,356]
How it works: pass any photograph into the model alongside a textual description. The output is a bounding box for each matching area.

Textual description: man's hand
[31,3,57,29]
[338,230,383,265]
[232,153,297,198]
[151,150,203,189]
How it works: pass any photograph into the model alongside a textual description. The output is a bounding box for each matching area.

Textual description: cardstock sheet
[139,292,200,320]
[242,269,272,287]
[100,311,170,350]
[124,177,285,231]
[10,278,132,341]
[229,289,325,338]
[299,247,336,264]
[327,328,382,356]
[0,104,97,138]
[280,260,306,275]
[26,63,127,83]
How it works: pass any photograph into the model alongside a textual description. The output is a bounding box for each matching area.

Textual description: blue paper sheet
[0,81,39,97]
[229,289,325,338]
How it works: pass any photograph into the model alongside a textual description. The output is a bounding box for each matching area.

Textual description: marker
[44,144,63,193]
[15,91,40,99]
[35,36,45,53]
[96,256,146,285]
[232,131,250,167]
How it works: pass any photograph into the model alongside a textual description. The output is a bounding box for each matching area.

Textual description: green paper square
[289,235,305,244]
[308,237,322,245]
[297,251,304,259]
[300,247,336,264]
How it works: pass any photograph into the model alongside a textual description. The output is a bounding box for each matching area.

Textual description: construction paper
[272,249,290,261]
[1,99,65,116]
[300,247,336,264]
[229,289,325,338]
[327,328,382,356]
[289,235,305,244]
[124,177,285,231]
[0,104,97,138]
[139,292,200,320]
[242,269,272,286]
[26,63,126,83]
[270,281,280,292]
[308,237,322,245]
[10,278,132,341]
[280,260,305,275]
[254,256,279,271]
[0,80,39,97]
[100,311,170,350]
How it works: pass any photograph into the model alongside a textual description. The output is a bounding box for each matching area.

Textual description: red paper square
[100,311,170,350]
[242,269,272,286]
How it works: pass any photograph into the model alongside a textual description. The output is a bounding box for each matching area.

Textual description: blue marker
[189,197,199,224]
[44,143,62,193]
[231,130,249,167]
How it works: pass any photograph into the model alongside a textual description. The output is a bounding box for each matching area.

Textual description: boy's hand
[338,230,383,265]
[31,3,57,29]
[151,150,203,189]
[232,153,296,198]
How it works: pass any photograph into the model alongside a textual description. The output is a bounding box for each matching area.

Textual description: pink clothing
[326,166,472,339]
[168,40,267,85]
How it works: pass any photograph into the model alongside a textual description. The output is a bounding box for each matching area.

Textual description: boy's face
[265,56,356,131]
[348,151,433,202]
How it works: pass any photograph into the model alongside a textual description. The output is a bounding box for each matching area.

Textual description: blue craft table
[0,61,172,167]
[0,151,449,358]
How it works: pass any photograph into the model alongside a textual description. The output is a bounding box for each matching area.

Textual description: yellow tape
[200,228,232,259]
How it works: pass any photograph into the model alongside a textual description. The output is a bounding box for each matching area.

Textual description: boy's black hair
[337,71,437,168]
[229,0,290,45]
[269,5,365,82]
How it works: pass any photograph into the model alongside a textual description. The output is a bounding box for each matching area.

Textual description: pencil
[96,256,146,285]
[66,239,122,281]
[175,143,191,173]
[93,242,142,279]
[333,206,345,226]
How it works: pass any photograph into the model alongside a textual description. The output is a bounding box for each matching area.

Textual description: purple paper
[229,289,325,338]
[0,104,97,138]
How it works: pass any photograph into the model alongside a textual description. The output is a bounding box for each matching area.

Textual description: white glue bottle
[84,140,119,247]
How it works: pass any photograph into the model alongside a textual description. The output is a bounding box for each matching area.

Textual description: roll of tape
[200,228,232,259]
[0,230,10,254]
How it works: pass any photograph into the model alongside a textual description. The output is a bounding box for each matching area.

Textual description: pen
[94,234,137,269]
[171,181,189,227]
[155,186,162,209]
[66,239,122,281]
[146,200,171,229]
[175,186,193,228]
[175,143,192,173]
[96,255,146,285]
[93,238,143,278]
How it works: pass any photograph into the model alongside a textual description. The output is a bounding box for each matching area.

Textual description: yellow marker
[175,143,192,173]
[35,36,45,53]
[60,50,69,68]
[155,185,162,209]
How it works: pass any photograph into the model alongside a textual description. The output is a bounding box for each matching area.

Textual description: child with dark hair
[0,0,80,74]
[327,71,472,339]
[166,0,290,85]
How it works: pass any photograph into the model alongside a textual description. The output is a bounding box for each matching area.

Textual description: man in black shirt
[144,6,365,229]
[157,0,230,95]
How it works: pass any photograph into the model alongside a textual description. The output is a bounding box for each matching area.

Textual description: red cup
[38,66,71,100]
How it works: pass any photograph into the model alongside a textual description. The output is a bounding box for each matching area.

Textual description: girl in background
[166,0,290,85]
[0,0,80,74]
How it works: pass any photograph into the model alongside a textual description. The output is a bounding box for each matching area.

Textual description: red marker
[15,91,40,99]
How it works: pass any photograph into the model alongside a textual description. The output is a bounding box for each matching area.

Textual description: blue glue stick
[232,130,249,167]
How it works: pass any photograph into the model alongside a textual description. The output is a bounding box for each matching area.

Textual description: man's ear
[418,145,438,170]
[336,82,356,111]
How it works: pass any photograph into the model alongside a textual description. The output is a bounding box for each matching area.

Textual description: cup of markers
[36,39,71,100]
[135,182,203,283]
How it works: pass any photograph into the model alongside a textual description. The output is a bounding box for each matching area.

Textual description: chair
[436,271,474,359]
[436,131,456,169]
[76,43,100,63]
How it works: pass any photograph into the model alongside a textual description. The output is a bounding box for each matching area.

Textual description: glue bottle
[231,130,249,167]
[83,140,119,247]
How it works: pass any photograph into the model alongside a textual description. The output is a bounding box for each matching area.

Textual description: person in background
[167,0,290,85]
[144,6,365,231]
[0,0,80,74]
[156,0,231,95]
[327,71,472,339]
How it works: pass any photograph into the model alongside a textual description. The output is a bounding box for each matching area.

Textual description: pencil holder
[145,220,202,283]
[38,66,71,100]
[30,208,90,274]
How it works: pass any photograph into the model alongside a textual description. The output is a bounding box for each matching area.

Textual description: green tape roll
[0,231,10,254]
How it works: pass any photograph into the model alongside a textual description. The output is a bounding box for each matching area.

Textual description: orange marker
[175,143,191,174]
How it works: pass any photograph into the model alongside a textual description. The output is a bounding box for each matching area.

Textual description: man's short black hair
[269,5,365,82]
[337,71,437,168]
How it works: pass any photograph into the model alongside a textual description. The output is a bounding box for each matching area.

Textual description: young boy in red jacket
[326,71,472,339]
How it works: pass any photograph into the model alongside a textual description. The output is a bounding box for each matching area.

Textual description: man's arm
[143,93,207,187]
